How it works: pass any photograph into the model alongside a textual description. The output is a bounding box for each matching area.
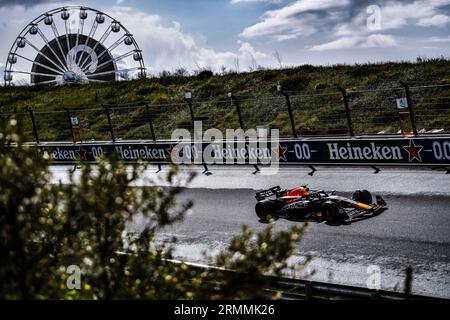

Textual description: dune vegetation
[1,58,449,141]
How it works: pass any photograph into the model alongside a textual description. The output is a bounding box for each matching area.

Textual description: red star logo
[277,145,288,161]
[75,146,88,161]
[402,140,423,162]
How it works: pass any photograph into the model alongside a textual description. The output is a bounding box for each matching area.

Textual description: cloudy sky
[1,0,449,83]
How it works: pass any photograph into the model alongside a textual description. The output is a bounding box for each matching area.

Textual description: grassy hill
[1,58,449,142]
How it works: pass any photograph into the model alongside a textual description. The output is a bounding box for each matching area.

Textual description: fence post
[276,84,298,138]
[399,81,418,136]
[184,91,195,129]
[64,108,76,143]
[305,282,312,300]
[144,103,157,141]
[102,105,115,142]
[145,103,162,173]
[228,92,245,130]
[26,106,40,144]
[228,92,260,174]
[337,86,355,136]
[404,266,413,300]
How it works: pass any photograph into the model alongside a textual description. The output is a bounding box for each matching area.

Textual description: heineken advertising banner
[38,136,450,166]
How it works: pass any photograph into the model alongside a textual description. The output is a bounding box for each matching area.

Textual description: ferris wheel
[4,6,146,85]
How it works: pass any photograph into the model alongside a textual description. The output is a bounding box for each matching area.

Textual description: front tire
[320,201,340,222]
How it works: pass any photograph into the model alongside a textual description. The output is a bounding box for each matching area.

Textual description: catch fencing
[0,82,449,143]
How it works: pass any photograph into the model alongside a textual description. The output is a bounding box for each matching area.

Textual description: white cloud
[240,0,450,48]
[109,7,216,71]
[272,34,297,41]
[0,62,3,85]
[328,1,450,51]
[422,36,450,42]
[368,1,441,30]
[96,6,271,73]
[238,40,267,59]
[231,0,282,4]
[310,34,397,51]
[364,34,397,47]
[240,0,349,40]
[335,0,450,37]
[417,14,450,27]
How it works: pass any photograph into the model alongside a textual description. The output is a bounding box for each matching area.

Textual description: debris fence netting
[2,83,449,142]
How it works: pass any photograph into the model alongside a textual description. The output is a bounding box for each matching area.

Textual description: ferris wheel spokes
[76,19,99,66]
[74,15,85,62]
[78,23,112,70]
[9,69,62,78]
[37,79,61,85]
[14,53,64,75]
[25,39,67,74]
[92,50,135,73]
[37,28,67,71]
[64,17,71,62]
[86,67,141,78]
[49,20,67,65]
[82,34,125,72]
[4,6,146,85]
[35,28,68,71]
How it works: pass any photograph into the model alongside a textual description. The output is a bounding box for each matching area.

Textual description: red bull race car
[255,185,386,223]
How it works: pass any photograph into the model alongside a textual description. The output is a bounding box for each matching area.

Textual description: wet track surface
[159,189,450,298]
[51,165,450,298]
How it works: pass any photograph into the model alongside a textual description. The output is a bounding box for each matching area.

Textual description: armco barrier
[37,135,450,166]
[163,259,443,300]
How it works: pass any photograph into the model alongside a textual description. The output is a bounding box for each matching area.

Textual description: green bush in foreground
[0,119,308,299]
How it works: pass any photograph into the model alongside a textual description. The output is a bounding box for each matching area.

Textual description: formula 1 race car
[255,185,386,223]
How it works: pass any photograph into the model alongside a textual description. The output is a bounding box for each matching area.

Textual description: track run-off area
[50,165,450,298]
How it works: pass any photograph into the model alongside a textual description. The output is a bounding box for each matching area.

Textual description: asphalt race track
[51,165,450,298]
[162,189,450,298]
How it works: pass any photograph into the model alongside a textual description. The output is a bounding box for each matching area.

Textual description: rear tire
[352,189,372,205]
[255,200,280,221]
[320,201,340,222]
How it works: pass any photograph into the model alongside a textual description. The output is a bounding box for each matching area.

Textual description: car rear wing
[255,186,282,201]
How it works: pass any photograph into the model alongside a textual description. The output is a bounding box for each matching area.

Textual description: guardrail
[167,259,443,300]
